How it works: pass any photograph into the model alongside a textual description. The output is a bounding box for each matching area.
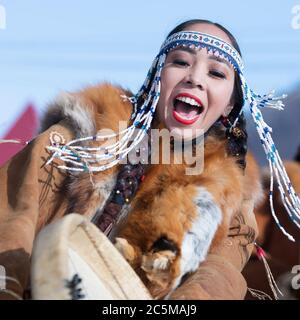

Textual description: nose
[185,64,207,91]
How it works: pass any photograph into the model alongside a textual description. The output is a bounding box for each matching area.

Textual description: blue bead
[263,127,269,134]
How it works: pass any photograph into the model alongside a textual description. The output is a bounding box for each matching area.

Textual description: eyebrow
[173,46,232,69]
[208,55,231,69]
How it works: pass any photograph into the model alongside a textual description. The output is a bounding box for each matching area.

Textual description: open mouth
[172,93,204,125]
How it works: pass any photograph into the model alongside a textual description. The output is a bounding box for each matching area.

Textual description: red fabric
[0,105,38,166]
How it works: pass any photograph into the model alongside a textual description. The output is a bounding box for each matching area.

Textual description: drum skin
[31,214,152,300]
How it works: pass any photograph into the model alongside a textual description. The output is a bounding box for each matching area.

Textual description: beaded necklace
[92,162,146,236]
[2,30,300,241]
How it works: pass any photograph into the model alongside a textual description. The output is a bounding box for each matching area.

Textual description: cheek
[210,80,234,107]
[205,80,235,122]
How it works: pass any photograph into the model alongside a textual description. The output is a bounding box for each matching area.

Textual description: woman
[0,19,297,300]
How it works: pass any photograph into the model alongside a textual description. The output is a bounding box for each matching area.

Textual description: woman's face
[156,23,236,140]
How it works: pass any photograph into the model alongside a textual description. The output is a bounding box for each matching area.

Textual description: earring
[231,126,245,139]
[220,115,245,140]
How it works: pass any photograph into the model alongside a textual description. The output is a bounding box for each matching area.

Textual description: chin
[172,124,205,140]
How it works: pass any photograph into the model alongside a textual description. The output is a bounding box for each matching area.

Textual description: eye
[209,70,226,79]
[173,59,190,67]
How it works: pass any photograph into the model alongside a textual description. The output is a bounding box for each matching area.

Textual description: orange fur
[60,83,261,299]
[116,136,260,298]
[64,84,133,217]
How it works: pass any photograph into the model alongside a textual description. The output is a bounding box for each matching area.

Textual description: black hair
[294,146,300,163]
[167,19,248,170]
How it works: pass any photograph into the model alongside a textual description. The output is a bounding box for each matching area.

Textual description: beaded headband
[44,31,300,241]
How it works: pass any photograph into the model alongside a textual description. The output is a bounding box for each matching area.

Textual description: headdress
[41,31,300,240]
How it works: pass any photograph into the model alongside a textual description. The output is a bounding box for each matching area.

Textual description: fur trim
[40,83,133,141]
[40,92,95,138]
[39,83,134,222]
[244,152,265,208]
[177,187,222,284]
[90,171,118,221]
[64,155,118,223]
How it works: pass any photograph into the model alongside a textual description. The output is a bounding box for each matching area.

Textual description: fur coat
[0,83,260,300]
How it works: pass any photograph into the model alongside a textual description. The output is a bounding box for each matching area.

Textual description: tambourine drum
[31,213,152,300]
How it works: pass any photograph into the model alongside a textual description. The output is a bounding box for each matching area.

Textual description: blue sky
[0,0,300,136]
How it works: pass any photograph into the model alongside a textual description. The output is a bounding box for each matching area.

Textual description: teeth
[176,96,201,107]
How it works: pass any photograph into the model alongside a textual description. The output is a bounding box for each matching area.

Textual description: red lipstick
[172,93,203,125]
